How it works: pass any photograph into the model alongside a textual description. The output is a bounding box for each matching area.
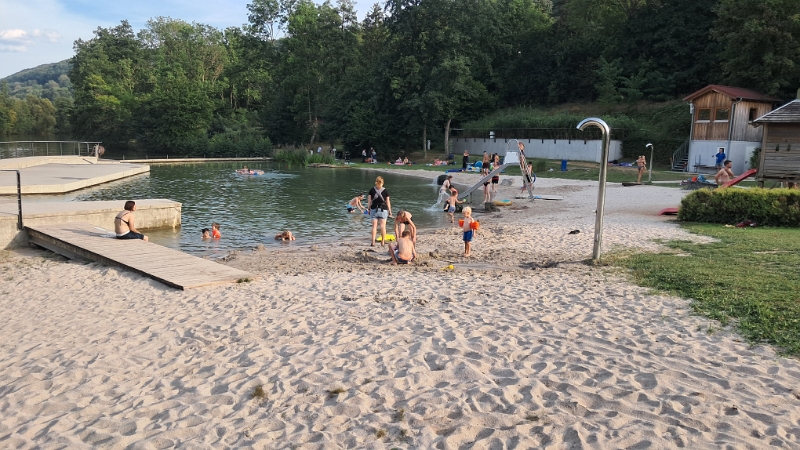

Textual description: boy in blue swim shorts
[461,206,476,257]
[389,230,416,264]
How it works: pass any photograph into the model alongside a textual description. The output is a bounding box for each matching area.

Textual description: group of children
[201,222,295,242]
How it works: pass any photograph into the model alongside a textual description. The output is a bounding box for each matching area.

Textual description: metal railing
[0,170,23,230]
[0,141,102,159]
[671,138,690,171]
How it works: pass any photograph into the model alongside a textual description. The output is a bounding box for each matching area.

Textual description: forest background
[1,0,799,163]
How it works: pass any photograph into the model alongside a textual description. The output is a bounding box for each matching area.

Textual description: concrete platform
[0,156,149,195]
[0,199,181,249]
[26,222,250,289]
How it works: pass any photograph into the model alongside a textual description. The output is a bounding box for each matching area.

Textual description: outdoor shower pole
[646,143,654,183]
[577,118,611,263]
[0,170,23,230]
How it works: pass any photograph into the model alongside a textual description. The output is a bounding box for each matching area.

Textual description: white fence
[452,138,623,163]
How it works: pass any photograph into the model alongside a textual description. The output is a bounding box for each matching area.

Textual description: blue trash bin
[561,159,567,171]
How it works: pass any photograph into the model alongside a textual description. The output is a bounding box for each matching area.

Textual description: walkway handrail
[671,139,690,172]
[0,170,22,230]
[0,141,102,159]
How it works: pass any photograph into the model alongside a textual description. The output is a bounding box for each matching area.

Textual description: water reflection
[67,162,448,256]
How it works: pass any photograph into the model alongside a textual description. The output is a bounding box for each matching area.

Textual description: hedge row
[678,188,800,226]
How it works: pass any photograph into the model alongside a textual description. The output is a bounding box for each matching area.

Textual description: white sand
[1,171,799,449]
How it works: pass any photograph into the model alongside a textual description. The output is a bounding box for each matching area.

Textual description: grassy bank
[350,158,692,184]
[609,224,800,356]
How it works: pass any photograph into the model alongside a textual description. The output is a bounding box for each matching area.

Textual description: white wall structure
[452,138,623,163]
[687,140,758,175]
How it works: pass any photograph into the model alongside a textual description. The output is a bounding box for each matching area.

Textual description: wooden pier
[25,223,253,290]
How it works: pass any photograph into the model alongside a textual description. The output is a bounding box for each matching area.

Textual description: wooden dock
[25,223,253,290]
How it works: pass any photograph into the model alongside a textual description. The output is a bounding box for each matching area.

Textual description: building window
[749,108,758,121]
[715,108,730,121]
[696,109,711,121]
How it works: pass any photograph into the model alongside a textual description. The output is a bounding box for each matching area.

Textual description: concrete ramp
[26,222,253,290]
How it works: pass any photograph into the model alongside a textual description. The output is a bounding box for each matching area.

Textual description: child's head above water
[201,228,210,238]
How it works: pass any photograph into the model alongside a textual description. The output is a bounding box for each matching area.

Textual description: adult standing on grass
[636,155,647,183]
[715,160,735,185]
[715,147,727,169]
[368,176,392,246]
[114,201,148,241]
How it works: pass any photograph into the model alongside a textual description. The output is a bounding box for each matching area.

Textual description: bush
[679,188,800,226]
[273,149,308,165]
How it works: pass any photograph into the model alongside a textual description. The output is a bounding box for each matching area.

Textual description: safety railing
[0,170,23,230]
[0,141,102,159]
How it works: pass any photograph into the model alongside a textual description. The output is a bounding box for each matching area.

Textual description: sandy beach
[1,169,799,448]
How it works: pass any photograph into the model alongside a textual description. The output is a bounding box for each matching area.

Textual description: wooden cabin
[752,97,800,185]
[683,85,781,175]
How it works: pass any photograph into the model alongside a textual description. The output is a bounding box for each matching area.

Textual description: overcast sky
[0,0,376,79]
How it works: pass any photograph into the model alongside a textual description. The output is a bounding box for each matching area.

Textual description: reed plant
[273,149,309,165]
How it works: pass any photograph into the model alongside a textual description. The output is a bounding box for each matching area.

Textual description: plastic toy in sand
[375,234,396,243]
[493,199,512,206]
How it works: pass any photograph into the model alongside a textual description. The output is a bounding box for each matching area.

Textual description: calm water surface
[68,162,450,257]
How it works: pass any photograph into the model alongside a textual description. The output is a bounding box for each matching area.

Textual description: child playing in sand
[275,230,295,241]
[388,230,416,264]
[201,228,211,239]
[461,206,476,257]
[211,222,221,239]
[445,189,463,223]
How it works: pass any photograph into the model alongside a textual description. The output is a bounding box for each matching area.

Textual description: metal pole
[577,118,611,263]
[646,143,654,183]
[0,170,22,229]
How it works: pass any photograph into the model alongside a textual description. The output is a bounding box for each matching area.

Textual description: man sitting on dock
[115,201,148,241]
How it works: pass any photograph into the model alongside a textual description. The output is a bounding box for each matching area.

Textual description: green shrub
[273,149,308,165]
[307,153,335,164]
[749,147,761,170]
[679,188,800,226]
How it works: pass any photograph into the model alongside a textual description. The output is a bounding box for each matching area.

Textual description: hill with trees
[2,0,799,156]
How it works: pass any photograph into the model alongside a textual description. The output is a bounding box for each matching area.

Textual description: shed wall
[759,123,800,180]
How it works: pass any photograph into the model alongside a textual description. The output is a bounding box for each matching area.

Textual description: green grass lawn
[609,224,800,356]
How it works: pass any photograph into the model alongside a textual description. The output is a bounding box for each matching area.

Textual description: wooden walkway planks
[25,222,253,290]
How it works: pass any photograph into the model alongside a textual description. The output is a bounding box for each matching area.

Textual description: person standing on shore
[114,201,148,241]
[368,176,392,246]
[462,150,470,170]
[461,206,476,257]
[636,155,647,184]
[715,148,727,169]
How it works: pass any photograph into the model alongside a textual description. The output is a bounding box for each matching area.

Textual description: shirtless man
[114,201,148,241]
[388,230,416,264]
[347,195,366,213]
[715,160,735,185]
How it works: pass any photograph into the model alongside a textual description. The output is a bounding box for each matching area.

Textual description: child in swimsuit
[389,230,416,264]
[275,230,295,241]
[461,206,476,257]
[445,190,462,224]
[211,222,221,239]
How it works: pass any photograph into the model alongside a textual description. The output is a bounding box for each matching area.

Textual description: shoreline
[3,168,800,448]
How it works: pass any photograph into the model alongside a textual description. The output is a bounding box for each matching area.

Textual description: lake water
[67,162,451,257]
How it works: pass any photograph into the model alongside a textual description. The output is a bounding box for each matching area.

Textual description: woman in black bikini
[114,201,148,241]
[394,210,417,244]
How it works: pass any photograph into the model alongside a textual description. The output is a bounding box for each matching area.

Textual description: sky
[0,0,376,79]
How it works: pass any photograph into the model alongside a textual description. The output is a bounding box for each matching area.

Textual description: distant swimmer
[211,222,221,239]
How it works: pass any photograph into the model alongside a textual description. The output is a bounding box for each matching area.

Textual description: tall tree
[713,0,800,98]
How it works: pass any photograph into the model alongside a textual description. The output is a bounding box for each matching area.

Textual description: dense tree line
[6,0,800,155]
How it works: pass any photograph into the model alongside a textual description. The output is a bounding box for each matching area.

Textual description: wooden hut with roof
[752,93,800,186]
[683,85,781,175]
